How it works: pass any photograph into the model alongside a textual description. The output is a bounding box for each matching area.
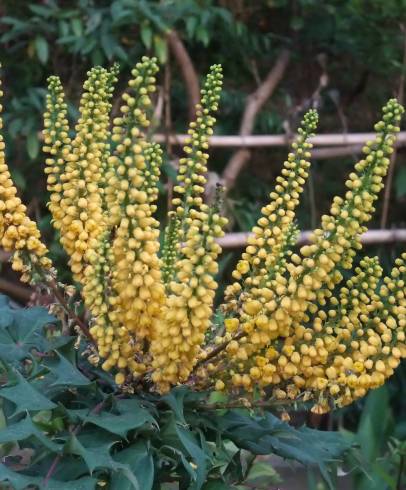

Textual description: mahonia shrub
[0,57,405,414]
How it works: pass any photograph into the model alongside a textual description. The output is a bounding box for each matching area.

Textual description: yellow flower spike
[45,65,122,368]
[42,75,71,229]
[151,185,227,392]
[102,57,165,358]
[281,256,383,402]
[283,99,404,326]
[57,65,117,283]
[98,63,120,212]
[161,64,223,285]
[224,110,318,309]
[0,72,52,282]
[217,111,317,368]
[161,212,181,284]
[209,102,405,405]
[105,56,159,226]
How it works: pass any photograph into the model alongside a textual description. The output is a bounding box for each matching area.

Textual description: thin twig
[221,49,291,191]
[381,23,406,229]
[46,278,93,342]
[195,331,245,369]
[0,278,31,302]
[397,453,405,490]
[200,398,299,410]
[166,30,200,121]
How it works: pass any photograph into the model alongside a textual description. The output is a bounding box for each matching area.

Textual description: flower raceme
[0,57,404,413]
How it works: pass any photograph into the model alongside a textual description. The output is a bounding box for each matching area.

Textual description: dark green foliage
[0,295,353,489]
[338,386,406,490]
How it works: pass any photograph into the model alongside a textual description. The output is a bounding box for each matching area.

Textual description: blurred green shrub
[0,0,405,252]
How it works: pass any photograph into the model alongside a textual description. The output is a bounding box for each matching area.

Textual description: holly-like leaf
[0,297,55,364]
[161,386,188,423]
[65,433,139,488]
[216,411,352,489]
[45,351,90,387]
[0,464,96,490]
[69,399,156,438]
[162,386,205,423]
[0,415,61,452]
[112,440,154,490]
[1,370,56,415]
[176,424,209,490]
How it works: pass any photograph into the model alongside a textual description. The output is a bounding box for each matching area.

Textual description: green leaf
[65,433,139,487]
[113,44,129,62]
[140,22,153,49]
[110,2,129,22]
[29,4,54,18]
[176,424,209,490]
[357,386,393,462]
[153,34,167,64]
[65,434,117,474]
[71,18,83,37]
[45,351,90,387]
[69,399,156,438]
[101,33,115,60]
[0,464,97,490]
[395,166,406,198]
[34,35,49,64]
[216,410,352,490]
[0,464,37,490]
[26,131,40,159]
[162,386,190,423]
[161,160,178,182]
[0,415,61,452]
[244,461,282,487]
[196,26,210,47]
[112,440,154,490]
[1,370,56,415]
[0,298,55,364]
[162,388,206,425]
[185,17,198,38]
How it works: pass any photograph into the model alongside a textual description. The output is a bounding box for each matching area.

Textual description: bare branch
[381,23,406,228]
[0,278,31,303]
[166,30,200,121]
[221,49,291,191]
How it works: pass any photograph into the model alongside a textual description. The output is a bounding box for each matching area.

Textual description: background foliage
[0,1,406,488]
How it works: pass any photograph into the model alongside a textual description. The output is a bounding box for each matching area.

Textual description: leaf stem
[43,399,107,487]
[46,278,94,343]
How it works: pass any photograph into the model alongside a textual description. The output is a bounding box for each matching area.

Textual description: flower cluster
[42,58,226,389]
[0,57,405,411]
[208,99,406,411]
[0,74,52,282]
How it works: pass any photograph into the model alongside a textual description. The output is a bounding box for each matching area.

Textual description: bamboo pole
[153,131,406,148]
[217,229,406,249]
